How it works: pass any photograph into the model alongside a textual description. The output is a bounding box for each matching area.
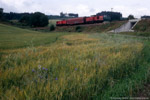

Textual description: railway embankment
[55,21,127,33]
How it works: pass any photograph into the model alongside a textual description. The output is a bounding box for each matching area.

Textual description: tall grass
[0,31,149,100]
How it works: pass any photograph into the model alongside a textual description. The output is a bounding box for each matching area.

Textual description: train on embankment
[56,11,122,26]
[56,15,110,26]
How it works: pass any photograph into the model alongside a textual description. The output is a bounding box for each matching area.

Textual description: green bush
[50,24,55,31]
[31,12,49,27]
[75,26,82,32]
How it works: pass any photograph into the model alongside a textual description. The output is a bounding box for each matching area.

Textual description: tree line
[19,12,48,27]
[0,8,3,20]
[0,8,49,27]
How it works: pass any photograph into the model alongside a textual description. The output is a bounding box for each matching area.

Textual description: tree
[19,14,31,25]
[31,12,48,27]
[50,24,55,31]
[75,26,82,32]
[0,8,3,20]
[128,15,134,20]
[19,12,49,27]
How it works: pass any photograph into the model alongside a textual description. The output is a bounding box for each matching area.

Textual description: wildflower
[39,75,43,79]
[42,67,45,70]
[38,65,41,69]
[45,68,48,71]
[75,68,78,71]
[55,77,58,80]
[32,69,35,72]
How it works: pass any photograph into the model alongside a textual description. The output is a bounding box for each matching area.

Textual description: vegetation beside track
[0,23,150,100]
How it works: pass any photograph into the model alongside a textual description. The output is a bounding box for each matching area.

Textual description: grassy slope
[134,19,150,32]
[130,19,150,36]
[0,24,150,100]
[0,24,66,49]
[56,21,126,33]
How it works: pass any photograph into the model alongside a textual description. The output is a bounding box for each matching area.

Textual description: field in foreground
[0,24,150,100]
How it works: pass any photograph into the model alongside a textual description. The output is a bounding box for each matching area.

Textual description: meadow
[0,23,150,100]
[0,24,66,49]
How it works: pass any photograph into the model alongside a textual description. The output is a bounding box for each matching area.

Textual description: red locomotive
[56,15,104,26]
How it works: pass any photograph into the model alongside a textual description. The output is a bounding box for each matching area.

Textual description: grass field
[0,23,150,100]
[0,24,66,49]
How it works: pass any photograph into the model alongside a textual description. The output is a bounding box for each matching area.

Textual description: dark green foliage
[18,12,48,27]
[0,8,3,20]
[19,14,31,26]
[75,26,82,32]
[31,12,48,27]
[50,24,55,31]
[3,12,23,20]
[128,15,135,20]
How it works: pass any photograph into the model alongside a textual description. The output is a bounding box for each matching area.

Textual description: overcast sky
[0,0,150,18]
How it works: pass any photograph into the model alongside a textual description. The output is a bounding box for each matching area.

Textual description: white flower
[38,65,41,69]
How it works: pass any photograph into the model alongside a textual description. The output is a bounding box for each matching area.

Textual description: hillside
[0,24,66,49]
[134,19,150,32]
[56,21,127,33]
[132,19,150,36]
[0,24,150,100]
